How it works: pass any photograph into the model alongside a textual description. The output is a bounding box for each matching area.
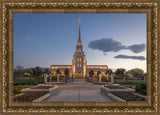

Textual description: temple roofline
[51,65,72,66]
[87,65,108,66]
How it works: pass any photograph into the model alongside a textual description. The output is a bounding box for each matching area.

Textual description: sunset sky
[14,13,146,72]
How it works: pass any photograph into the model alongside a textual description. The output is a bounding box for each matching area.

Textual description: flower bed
[21,85,57,93]
[31,85,54,89]
[14,92,47,102]
[112,92,146,101]
[104,85,125,89]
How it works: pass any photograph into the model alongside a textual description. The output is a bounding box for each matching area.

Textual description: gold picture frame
[0,0,159,114]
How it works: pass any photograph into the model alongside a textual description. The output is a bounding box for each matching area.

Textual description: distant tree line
[88,68,146,79]
[14,65,50,79]
[14,65,146,79]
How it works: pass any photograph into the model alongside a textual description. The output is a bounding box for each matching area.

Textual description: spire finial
[78,18,81,25]
[77,18,81,45]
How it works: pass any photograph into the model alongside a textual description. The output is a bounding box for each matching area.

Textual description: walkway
[43,81,114,102]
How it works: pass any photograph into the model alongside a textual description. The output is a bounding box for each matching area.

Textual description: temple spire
[78,18,81,45]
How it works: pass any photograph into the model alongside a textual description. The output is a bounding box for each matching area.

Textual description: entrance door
[75,72,83,77]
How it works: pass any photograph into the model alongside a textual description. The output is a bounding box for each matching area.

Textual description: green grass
[104,86,125,89]
[115,79,146,84]
[14,78,43,86]
[123,85,134,89]
[13,85,32,95]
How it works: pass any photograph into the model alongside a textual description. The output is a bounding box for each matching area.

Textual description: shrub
[52,76,57,81]
[13,85,31,95]
[14,79,43,86]
[101,77,108,82]
[135,83,146,95]
[13,88,21,95]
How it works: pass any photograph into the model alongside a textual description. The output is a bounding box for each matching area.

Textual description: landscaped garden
[13,85,32,95]
[112,92,146,101]
[14,92,47,102]
[135,83,146,95]
[13,84,55,102]
[14,78,44,86]
[104,85,125,89]
[31,85,54,89]
[101,83,146,102]
[115,79,146,84]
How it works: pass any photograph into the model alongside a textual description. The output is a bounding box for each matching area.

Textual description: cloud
[25,36,32,39]
[114,54,146,60]
[88,38,125,53]
[126,44,146,53]
[88,38,145,54]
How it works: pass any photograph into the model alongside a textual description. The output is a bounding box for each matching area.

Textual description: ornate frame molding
[0,0,159,114]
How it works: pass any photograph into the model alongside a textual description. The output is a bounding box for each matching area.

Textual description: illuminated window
[79,58,81,62]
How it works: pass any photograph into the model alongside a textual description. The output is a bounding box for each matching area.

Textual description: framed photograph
[0,0,159,114]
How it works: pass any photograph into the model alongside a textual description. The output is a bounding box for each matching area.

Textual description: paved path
[43,81,114,102]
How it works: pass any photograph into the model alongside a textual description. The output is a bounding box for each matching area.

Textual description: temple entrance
[75,72,83,77]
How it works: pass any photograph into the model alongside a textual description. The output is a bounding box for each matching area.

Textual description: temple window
[78,48,81,52]
[79,58,81,62]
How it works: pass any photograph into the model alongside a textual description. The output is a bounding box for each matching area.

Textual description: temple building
[50,19,108,78]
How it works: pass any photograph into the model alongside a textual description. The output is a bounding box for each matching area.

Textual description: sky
[14,13,146,72]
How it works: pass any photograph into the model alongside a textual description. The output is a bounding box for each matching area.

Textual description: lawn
[32,85,54,89]
[13,85,32,95]
[104,85,125,89]
[14,78,44,85]
[115,79,146,84]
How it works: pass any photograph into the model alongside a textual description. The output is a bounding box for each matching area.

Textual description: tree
[32,66,43,77]
[16,65,24,72]
[15,65,24,77]
[13,68,17,80]
[129,68,144,78]
[115,68,125,76]
[56,69,61,75]
[89,70,95,82]
[64,68,70,77]
[106,69,112,76]
[44,68,50,74]
[97,71,101,76]
[89,70,94,77]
